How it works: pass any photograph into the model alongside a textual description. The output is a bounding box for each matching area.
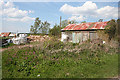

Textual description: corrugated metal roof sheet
[0,32,11,37]
[62,21,108,30]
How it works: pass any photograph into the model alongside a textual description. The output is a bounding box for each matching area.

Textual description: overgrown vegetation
[97,19,120,42]
[2,38,118,78]
[49,24,61,37]
[105,19,118,40]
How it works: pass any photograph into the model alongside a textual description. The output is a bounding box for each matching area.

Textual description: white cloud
[96,6,118,18]
[28,10,34,13]
[5,16,34,22]
[0,0,35,23]
[5,18,20,21]
[4,8,28,18]
[60,1,97,16]
[69,15,86,21]
[60,1,118,21]
[4,1,14,8]
[21,16,35,22]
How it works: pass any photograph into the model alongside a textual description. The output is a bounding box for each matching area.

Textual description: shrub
[44,38,64,50]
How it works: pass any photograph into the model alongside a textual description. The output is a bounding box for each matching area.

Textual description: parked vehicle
[0,39,11,47]
[12,34,28,45]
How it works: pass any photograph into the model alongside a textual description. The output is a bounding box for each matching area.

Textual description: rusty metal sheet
[0,32,11,37]
[63,24,76,30]
[89,32,98,40]
[62,21,108,30]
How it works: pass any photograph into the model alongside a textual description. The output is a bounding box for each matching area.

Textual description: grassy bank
[2,38,118,78]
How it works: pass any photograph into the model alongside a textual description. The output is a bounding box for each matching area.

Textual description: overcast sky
[0,0,119,33]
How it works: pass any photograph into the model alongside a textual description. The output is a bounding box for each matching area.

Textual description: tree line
[30,17,50,34]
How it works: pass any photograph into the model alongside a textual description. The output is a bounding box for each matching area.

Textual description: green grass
[0,51,2,79]
[2,39,118,78]
[1,43,15,48]
[0,37,9,39]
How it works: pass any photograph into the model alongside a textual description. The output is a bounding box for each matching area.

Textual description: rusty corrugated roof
[0,32,11,37]
[62,21,108,30]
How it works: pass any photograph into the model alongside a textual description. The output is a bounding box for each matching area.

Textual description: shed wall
[61,31,99,43]
[72,31,90,43]
[61,32,72,42]
[89,32,98,40]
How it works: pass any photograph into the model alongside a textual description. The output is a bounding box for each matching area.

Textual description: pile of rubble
[27,35,51,42]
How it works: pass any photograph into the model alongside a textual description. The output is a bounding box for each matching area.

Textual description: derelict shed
[61,21,108,43]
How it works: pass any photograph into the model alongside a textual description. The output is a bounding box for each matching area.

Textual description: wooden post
[60,16,62,29]
[60,16,62,38]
